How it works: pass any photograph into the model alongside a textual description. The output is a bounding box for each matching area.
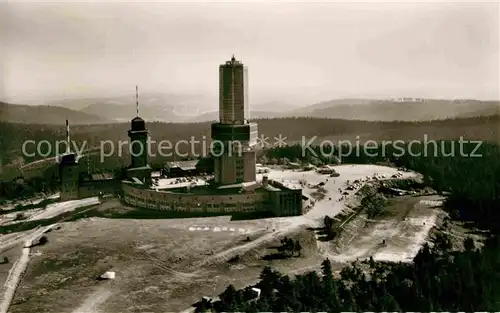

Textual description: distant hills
[287,98,500,121]
[188,100,294,122]
[0,102,108,125]
[44,93,215,123]
[188,110,282,122]
[1,96,498,125]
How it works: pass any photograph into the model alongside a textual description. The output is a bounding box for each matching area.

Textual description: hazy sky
[1,0,499,105]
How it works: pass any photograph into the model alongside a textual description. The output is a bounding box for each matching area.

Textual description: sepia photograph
[0,0,499,312]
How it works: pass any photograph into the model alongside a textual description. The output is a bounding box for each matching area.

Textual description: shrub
[38,235,48,245]
[14,212,26,221]
[362,194,388,218]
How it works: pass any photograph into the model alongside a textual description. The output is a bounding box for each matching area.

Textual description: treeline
[197,236,500,311]
[1,115,498,166]
[0,165,59,204]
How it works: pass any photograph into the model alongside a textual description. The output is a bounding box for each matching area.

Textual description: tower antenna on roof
[87,153,90,175]
[136,85,139,117]
[89,136,94,174]
[65,118,70,154]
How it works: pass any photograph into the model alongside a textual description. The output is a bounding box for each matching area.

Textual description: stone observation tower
[127,85,152,183]
[211,55,259,185]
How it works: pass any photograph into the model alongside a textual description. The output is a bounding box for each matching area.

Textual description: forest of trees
[198,236,500,311]
[0,165,59,204]
[195,140,500,311]
[1,115,498,166]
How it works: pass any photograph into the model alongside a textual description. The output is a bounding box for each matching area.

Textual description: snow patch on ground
[419,200,443,207]
[372,213,438,262]
[135,244,155,250]
[328,210,438,264]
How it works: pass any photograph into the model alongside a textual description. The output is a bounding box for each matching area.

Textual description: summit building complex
[59,56,305,217]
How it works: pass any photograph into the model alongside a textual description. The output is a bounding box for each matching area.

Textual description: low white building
[100,271,115,280]
[256,167,270,174]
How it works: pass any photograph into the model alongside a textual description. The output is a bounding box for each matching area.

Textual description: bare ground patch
[9,213,324,312]
[321,195,444,263]
[4,167,441,312]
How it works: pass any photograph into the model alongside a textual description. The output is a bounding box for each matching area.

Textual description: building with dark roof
[59,152,79,201]
[163,160,200,177]
[78,172,121,198]
[262,176,303,216]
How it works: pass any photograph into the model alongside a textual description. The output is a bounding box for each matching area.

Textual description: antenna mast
[88,137,95,174]
[65,119,70,154]
[136,85,139,117]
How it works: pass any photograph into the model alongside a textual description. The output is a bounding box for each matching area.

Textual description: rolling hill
[0,102,108,125]
[285,99,500,121]
[47,92,216,123]
[188,110,283,122]
[3,96,499,125]
[188,101,297,122]
[44,94,306,123]
[73,96,297,122]
[189,98,500,122]
[455,105,500,118]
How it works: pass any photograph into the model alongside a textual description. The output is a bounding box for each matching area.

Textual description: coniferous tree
[294,240,302,257]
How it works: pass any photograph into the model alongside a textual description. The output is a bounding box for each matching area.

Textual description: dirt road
[0,224,57,313]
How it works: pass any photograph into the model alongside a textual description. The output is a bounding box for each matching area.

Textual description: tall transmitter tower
[211,55,258,185]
